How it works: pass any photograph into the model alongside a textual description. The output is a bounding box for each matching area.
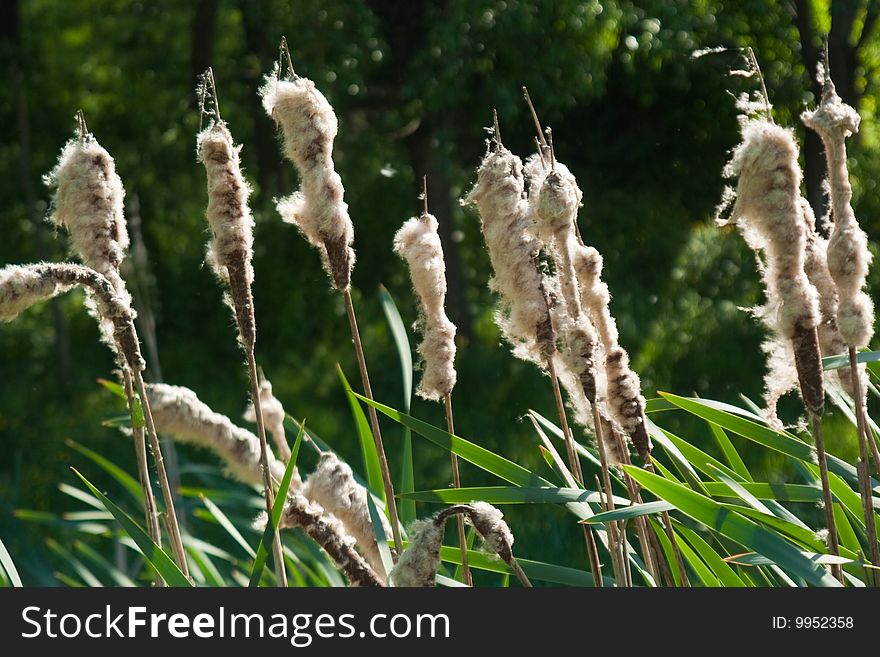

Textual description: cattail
[260,45,402,558]
[389,519,445,588]
[1,262,131,324]
[275,492,384,587]
[259,65,354,291]
[44,118,189,579]
[800,198,858,397]
[244,376,291,462]
[802,75,874,350]
[718,119,824,419]
[803,65,879,581]
[464,136,554,364]
[196,119,257,348]
[146,383,287,486]
[43,127,135,356]
[302,452,391,578]
[392,212,457,400]
[571,243,652,459]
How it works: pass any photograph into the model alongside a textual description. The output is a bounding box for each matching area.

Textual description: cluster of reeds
[715,48,878,585]
[4,36,879,590]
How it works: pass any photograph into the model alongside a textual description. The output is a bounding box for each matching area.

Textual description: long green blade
[338,367,385,501]
[0,535,22,587]
[624,466,842,587]
[399,486,629,506]
[249,422,304,586]
[72,468,191,587]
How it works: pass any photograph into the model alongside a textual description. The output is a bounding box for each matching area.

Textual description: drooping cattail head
[388,518,444,588]
[260,67,354,291]
[302,452,391,579]
[243,376,291,462]
[44,131,129,290]
[393,213,457,400]
[463,502,515,563]
[276,491,384,587]
[0,263,130,324]
[146,383,286,485]
[196,121,255,287]
[720,119,825,418]
[802,77,874,350]
[465,140,554,363]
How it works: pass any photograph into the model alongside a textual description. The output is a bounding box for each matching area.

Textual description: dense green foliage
[1,0,879,584]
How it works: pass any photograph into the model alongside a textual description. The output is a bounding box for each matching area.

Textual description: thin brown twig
[342,288,403,560]
[122,367,163,587]
[848,346,880,586]
[810,413,845,583]
[445,394,472,586]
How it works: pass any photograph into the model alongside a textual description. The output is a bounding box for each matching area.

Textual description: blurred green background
[1,0,878,583]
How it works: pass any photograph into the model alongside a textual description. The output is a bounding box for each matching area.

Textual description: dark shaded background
[1,0,879,583]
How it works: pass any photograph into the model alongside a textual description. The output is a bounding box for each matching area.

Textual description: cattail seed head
[465,144,554,363]
[44,134,129,289]
[146,383,286,485]
[464,502,515,563]
[302,452,391,578]
[389,518,444,588]
[393,213,457,400]
[720,119,824,420]
[260,70,354,290]
[196,121,255,286]
[244,377,291,461]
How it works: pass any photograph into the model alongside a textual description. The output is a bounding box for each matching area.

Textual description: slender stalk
[810,413,844,583]
[343,287,403,559]
[848,346,880,585]
[644,456,689,587]
[245,349,288,587]
[131,368,189,579]
[616,444,663,586]
[122,367,163,587]
[444,394,472,586]
[546,357,603,585]
[590,407,628,586]
[508,556,533,588]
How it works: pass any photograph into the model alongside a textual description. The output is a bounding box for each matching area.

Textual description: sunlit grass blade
[68,439,145,503]
[249,421,304,586]
[399,485,629,506]
[366,492,393,581]
[708,423,752,482]
[659,393,872,489]
[581,500,674,524]
[675,523,746,587]
[647,419,707,493]
[702,481,822,503]
[624,465,842,587]
[72,468,191,587]
[338,366,385,501]
[378,286,416,525]
[199,494,256,560]
[647,517,685,586]
[186,543,226,587]
[74,540,138,587]
[0,535,22,587]
[352,393,551,488]
[822,350,880,370]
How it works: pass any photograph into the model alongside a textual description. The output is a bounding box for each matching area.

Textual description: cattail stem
[848,346,880,585]
[590,407,629,586]
[245,349,288,587]
[131,368,189,579]
[444,394,472,586]
[643,457,689,587]
[546,357,604,585]
[615,444,663,586]
[122,367,163,587]
[810,413,844,583]
[343,287,403,559]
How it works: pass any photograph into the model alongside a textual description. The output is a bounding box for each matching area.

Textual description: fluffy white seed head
[389,518,444,587]
[44,135,129,286]
[465,145,554,363]
[465,502,515,561]
[302,452,391,579]
[146,383,286,485]
[393,213,457,400]
[243,377,291,462]
[196,121,255,285]
[720,119,824,420]
[260,72,354,290]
